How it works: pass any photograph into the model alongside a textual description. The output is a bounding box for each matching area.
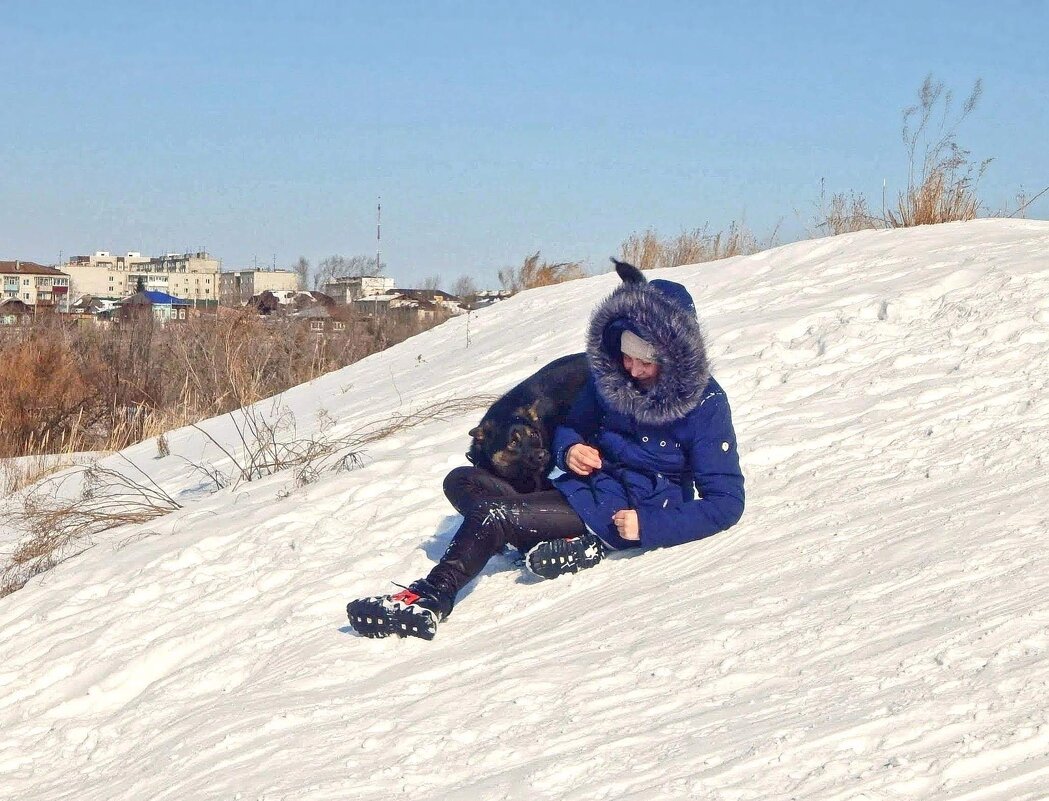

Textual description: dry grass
[0,305,450,460]
[825,192,881,234]
[810,75,993,237]
[619,222,762,270]
[888,75,990,228]
[1,458,182,597]
[189,395,498,489]
[0,394,497,597]
[1,452,82,498]
[889,165,985,227]
[498,252,587,293]
[812,183,883,236]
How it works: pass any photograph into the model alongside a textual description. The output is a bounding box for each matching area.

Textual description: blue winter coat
[552,268,745,550]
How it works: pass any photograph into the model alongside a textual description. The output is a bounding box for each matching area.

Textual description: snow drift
[2,219,1049,800]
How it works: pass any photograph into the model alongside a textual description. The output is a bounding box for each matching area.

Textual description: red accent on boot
[390,589,421,605]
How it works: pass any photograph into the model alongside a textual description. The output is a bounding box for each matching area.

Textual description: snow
[3,219,1049,800]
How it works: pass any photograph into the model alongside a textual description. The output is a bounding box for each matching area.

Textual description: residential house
[0,298,33,327]
[466,289,514,310]
[0,260,72,311]
[68,295,122,325]
[116,290,191,324]
[248,289,354,334]
[391,288,464,315]
[350,289,456,322]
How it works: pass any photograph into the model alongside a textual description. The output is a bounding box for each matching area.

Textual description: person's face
[622,353,660,389]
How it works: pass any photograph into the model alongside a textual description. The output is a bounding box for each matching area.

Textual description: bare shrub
[812,182,883,235]
[190,395,497,489]
[452,275,478,304]
[0,327,100,456]
[888,75,991,227]
[1004,184,1049,219]
[498,252,587,293]
[619,222,761,270]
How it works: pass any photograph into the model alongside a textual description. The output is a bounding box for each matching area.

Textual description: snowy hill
[3,219,1049,800]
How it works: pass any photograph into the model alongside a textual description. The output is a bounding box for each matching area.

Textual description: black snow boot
[525,533,605,580]
[346,578,455,641]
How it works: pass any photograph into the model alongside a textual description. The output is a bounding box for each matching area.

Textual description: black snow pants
[425,466,588,599]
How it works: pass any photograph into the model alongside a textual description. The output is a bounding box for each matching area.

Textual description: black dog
[467,353,590,493]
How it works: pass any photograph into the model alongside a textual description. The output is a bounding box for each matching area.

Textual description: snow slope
[3,219,1049,801]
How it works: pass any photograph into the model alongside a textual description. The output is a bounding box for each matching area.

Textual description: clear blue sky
[2,1,1046,287]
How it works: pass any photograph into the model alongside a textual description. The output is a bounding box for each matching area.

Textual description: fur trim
[587,272,710,425]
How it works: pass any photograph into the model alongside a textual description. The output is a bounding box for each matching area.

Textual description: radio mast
[376,197,382,274]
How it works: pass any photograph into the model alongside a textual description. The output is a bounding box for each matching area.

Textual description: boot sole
[346,597,438,640]
[525,538,603,580]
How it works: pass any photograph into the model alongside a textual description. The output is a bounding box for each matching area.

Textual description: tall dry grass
[1,452,85,499]
[498,252,587,293]
[810,180,883,236]
[0,306,447,460]
[889,75,989,227]
[619,222,762,270]
[0,458,184,597]
[0,394,495,597]
[809,76,993,236]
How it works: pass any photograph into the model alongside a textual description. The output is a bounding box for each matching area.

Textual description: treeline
[0,307,446,459]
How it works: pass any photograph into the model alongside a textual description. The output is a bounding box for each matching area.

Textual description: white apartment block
[0,261,72,311]
[64,250,221,303]
[219,269,300,306]
[322,275,396,304]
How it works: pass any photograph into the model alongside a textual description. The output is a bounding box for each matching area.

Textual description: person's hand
[612,509,640,540]
[566,443,602,476]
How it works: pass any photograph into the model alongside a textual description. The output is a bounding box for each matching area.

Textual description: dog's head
[467,410,551,490]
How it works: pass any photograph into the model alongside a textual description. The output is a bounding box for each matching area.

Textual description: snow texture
[2,219,1049,800]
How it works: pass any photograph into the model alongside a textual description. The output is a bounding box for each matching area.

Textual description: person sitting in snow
[347,260,745,640]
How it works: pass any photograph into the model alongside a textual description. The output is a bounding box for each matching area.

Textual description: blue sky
[2,1,1046,286]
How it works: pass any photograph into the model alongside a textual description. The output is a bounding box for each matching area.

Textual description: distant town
[0,250,513,329]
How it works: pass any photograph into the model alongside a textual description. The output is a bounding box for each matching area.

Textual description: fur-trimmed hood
[586,261,710,425]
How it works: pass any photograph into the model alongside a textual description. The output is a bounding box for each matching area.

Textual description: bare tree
[313,254,387,290]
[419,274,442,291]
[344,255,385,277]
[452,274,477,301]
[313,255,344,290]
[292,256,309,290]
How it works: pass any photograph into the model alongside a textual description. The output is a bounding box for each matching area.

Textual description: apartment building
[63,250,220,303]
[219,269,300,306]
[0,260,72,311]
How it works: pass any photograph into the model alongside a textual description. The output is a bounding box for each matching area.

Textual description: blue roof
[143,290,189,305]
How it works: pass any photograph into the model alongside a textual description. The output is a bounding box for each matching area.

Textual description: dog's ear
[611,258,646,285]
